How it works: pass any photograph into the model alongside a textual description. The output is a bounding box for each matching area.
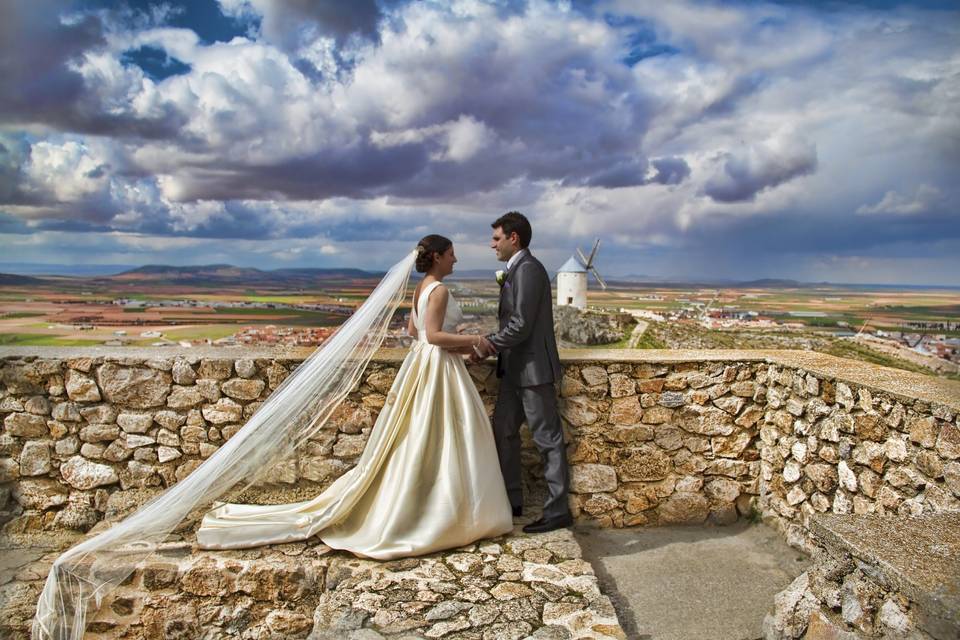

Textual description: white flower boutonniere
[495,270,506,287]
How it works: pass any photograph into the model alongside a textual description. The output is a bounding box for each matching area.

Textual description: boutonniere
[495,270,506,287]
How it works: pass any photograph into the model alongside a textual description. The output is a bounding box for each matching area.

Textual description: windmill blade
[575,247,589,267]
[586,238,600,267]
[590,266,608,290]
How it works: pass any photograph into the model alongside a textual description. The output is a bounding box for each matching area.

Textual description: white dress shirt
[506,248,528,272]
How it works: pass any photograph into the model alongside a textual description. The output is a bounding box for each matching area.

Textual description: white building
[557,256,588,309]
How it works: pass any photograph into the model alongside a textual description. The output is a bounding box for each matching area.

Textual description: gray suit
[487,250,570,519]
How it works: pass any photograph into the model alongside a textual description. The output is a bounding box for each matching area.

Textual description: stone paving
[1,523,626,639]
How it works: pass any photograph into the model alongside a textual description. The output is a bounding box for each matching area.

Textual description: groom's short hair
[492,211,532,248]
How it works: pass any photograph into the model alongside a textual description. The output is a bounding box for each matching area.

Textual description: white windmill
[556,239,607,309]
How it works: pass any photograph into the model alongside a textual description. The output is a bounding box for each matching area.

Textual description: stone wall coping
[3,345,958,410]
[810,513,960,631]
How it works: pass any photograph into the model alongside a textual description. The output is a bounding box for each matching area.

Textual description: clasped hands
[459,335,495,363]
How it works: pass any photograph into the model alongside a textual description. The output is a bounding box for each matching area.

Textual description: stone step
[763,513,960,640]
[2,523,626,640]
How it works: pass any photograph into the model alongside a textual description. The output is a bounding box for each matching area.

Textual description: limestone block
[167,385,203,409]
[79,404,116,424]
[198,359,233,380]
[641,405,674,424]
[653,425,683,451]
[637,378,664,393]
[4,412,47,437]
[837,461,857,492]
[935,422,960,460]
[583,493,619,515]
[944,461,960,497]
[64,370,100,402]
[836,383,854,410]
[300,457,350,483]
[12,478,68,509]
[61,455,119,490]
[705,477,740,503]
[96,363,171,408]
[908,416,937,448]
[916,450,944,479]
[52,401,81,422]
[712,432,751,458]
[560,396,601,427]
[609,396,642,425]
[785,397,805,417]
[608,374,635,398]
[852,441,886,474]
[656,491,709,525]
[854,413,885,441]
[805,464,838,493]
[195,379,221,401]
[157,446,182,463]
[580,366,607,387]
[713,396,744,415]
[79,442,105,458]
[0,458,19,482]
[24,395,51,415]
[333,434,367,458]
[201,399,243,424]
[55,435,79,456]
[172,360,197,384]
[0,396,24,412]
[19,440,52,476]
[79,423,120,443]
[154,410,186,429]
[266,363,289,389]
[615,445,670,482]
[679,406,734,436]
[117,412,153,433]
[222,378,266,400]
[570,464,618,493]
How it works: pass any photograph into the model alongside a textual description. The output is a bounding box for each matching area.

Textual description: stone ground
[574,521,810,640]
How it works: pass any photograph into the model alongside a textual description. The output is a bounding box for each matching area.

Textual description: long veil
[32,249,417,639]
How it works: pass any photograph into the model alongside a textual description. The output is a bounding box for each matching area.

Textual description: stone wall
[754,362,960,549]
[1,347,958,541]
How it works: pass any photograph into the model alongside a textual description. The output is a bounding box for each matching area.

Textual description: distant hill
[0,272,47,285]
[107,264,385,287]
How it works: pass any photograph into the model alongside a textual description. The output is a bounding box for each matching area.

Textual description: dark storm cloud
[260,0,398,44]
[0,0,186,137]
[649,157,690,185]
[704,143,818,203]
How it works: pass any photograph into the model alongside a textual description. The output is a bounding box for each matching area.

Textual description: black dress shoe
[522,512,573,534]
[512,505,523,517]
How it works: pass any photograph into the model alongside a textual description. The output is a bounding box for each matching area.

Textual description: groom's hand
[478,336,496,357]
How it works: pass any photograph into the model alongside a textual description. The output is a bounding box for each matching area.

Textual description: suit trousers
[492,377,571,519]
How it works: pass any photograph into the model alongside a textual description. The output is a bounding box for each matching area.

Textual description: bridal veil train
[32,247,510,639]
[195,278,512,556]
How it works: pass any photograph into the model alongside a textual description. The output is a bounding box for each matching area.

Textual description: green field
[0,333,103,347]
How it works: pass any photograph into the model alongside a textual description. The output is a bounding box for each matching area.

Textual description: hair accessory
[416,245,426,255]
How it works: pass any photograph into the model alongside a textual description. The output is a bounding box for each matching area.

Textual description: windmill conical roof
[558,255,587,273]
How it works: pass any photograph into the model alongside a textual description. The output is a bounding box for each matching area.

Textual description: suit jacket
[487,251,562,387]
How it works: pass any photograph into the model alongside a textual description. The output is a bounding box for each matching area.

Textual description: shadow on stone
[573,521,810,640]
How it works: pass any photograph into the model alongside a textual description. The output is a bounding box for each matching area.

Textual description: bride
[195,234,514,557]
[34,236,513,638]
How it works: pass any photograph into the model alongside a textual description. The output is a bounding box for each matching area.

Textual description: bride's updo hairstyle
[415,234,452,273]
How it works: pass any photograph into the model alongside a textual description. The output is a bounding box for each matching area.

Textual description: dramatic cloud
[0,0,958,283]
[704,136,818,203]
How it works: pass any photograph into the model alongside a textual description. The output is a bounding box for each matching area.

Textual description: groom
[474,212,572,534]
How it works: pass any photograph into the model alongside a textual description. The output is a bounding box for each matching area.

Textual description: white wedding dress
[196,280,513,559]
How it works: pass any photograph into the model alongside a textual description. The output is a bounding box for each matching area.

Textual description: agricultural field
[0,273,957,380]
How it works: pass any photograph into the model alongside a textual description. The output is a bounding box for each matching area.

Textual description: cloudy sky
[1,0,958,284]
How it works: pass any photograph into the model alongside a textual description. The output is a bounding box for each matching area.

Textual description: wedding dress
[195,280,514,558]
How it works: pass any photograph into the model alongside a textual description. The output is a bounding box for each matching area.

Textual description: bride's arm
[424,286,485,350]
[407,309,417,339]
